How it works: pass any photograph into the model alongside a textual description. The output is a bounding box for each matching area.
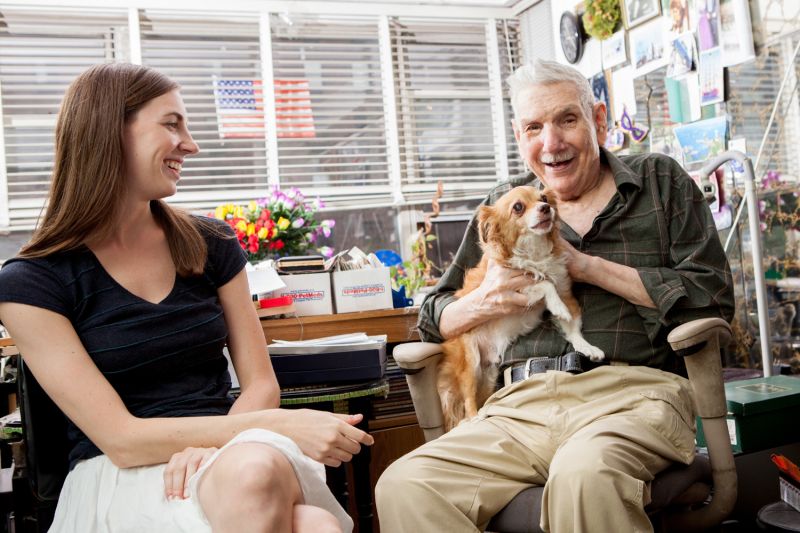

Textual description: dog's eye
[512,201,525,215]
[541,194,548,204]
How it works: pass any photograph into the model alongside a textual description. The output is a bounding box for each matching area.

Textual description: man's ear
[477,205,496,244]
[593,101,608,146]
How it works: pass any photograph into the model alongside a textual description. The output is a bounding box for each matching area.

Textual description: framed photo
[629,17,669,76]
[623,0,661,28]
[601,31,628,69]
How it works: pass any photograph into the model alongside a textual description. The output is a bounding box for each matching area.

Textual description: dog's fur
[437,186,605,430]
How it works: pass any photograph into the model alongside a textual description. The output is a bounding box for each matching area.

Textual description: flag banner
[212,77,315,139]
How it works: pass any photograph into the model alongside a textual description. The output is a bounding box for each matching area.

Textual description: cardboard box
[332,267,393,314]
[697,375,800,454]
[268,335,387,387]
[274,272,333,316]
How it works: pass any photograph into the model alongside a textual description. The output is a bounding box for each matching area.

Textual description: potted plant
[582,0,621,41]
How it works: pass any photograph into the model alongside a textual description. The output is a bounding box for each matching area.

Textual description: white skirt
[49,428,354,533]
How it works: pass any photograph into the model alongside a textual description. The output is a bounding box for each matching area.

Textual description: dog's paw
[577,344,605,362]
[549,301,572,322]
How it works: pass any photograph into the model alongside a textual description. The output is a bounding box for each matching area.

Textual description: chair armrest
[392,342,445,442]
[665,317,736,531]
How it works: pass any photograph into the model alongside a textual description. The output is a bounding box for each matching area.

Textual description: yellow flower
[277,217,290,230]
[246,223,256,236]
[235,220,247,233]
[248,200,258,212]
[257,227,269,240]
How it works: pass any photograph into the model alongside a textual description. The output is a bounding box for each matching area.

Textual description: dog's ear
[540,186,555,206]
[477,205,495,244]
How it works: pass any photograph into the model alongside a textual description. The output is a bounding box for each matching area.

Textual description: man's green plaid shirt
[417,149,735,372]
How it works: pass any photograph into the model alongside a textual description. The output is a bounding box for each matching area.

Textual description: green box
[696,375,800,454]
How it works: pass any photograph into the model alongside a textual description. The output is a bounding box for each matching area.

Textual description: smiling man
[375,59,734,532]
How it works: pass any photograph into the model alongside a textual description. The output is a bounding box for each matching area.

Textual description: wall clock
[559,11,585,65]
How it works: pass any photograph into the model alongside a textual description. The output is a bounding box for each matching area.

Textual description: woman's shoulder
[0,248,93,283]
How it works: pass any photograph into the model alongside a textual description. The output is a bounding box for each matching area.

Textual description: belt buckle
[523,356,550,379]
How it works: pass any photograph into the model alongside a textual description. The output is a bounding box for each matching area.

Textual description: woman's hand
[164,446,218,500]
[281,410,374,467]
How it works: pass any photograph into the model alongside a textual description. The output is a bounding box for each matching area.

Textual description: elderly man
[375,59,734,532]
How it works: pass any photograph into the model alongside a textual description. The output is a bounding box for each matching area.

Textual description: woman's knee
[203,443,301,504]
[293,505,342,533]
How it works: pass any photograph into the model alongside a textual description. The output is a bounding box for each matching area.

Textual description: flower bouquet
[213,187,335,262]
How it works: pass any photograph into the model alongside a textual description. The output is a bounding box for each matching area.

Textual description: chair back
[17,357,69,502]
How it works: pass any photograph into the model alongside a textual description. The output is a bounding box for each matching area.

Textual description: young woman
[0,63,370,533]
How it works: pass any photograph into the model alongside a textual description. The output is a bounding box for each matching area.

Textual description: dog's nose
[539,203,550,214]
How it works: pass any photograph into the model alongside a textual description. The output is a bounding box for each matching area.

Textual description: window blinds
[138,9,268,213]
[0,4,521,229]
[0,6,129,228]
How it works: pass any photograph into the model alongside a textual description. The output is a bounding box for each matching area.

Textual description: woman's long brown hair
[19,63,210,276]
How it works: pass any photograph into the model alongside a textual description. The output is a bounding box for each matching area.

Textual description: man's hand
[164,446,218,500]
[558,237,593,283]
[466,258,538,317]
[439,258,538,339]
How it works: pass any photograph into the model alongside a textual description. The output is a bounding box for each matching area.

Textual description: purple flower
[292,217,305,229]
[313,198,326,210]
[319,246,334,258]
[307,232,317,243]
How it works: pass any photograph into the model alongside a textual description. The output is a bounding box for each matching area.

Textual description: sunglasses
[620,107,649,143]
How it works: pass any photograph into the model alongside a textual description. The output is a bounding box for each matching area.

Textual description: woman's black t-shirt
[0,216,247,467]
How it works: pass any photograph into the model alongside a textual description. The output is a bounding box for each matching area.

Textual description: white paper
[611,65,637,121]
[272,332,371,346]
[629,17,670,77]
[246,266,285,295]
[602,31,628,69]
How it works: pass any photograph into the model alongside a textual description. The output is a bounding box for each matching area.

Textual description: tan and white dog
[438,186,605,430]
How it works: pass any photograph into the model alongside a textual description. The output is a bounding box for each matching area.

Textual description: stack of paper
[269,333,386,355]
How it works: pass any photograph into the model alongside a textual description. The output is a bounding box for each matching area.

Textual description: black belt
[502,351,585,387]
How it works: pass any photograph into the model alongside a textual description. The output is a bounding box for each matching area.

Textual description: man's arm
[563,157,733,323]
[560,239,656,308]
[418,180,539,343]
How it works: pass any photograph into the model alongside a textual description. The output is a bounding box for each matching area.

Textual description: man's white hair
[506,59,595,122]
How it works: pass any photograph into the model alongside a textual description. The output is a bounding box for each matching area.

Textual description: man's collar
[602,147,642,194]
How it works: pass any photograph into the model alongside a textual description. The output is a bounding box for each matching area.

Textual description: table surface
[260,307,420,344]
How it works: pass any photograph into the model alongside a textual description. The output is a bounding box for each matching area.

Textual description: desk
[260,308,420,344]
[281,380,389,533]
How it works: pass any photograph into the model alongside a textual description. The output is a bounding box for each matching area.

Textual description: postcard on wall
[667,31,696,77]
[667,0,691,34]
[673,115,728,165]
[719,0,755,66]
[699,47,724,105]
[602,31,628,69]
[624,0,661,28]
[591,72,613,128]
[696,0,721,51]
[611,65,638,120]
[665,73,701,123]
[629,17,670,76]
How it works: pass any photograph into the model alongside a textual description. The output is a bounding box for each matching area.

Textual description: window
[138,10,267,212]
[0,6,130,227]
[0,3,521,237]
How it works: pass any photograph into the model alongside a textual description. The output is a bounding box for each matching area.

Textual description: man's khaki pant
[376,366,696,533]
